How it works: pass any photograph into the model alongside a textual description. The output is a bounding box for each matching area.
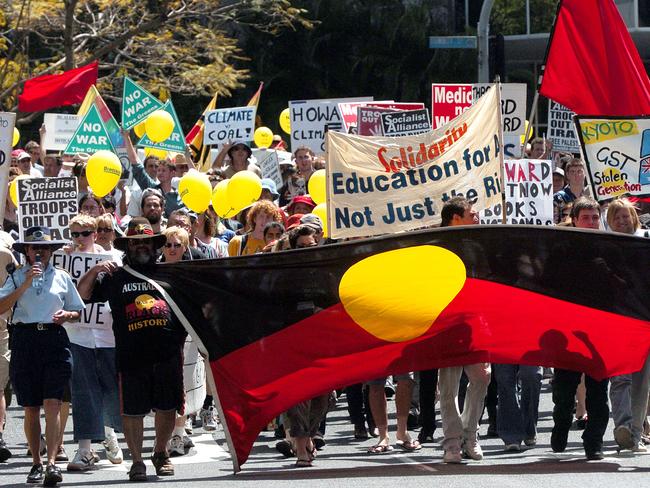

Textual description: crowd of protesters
[0,130,649,484]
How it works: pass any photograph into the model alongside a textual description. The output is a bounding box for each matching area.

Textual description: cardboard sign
[547,101,580,153]
[289,97,372,155]
[42,113,80,151]
[137,100,186,152]
[254,149,283,188]
[575,116,650,201]
[0,112,16,225]
[380,109,431,137]
[357,106,396,136]
[16,177,78,241]
[121,77,164,130]
[480,159,554,225]
[327,85,503,239]
[203,106,256,145]
[64,105,115,154]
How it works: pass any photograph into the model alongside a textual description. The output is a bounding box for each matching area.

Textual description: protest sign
[547,101,580,153]
[0,112,15,223]
[338,101,379,133]
[357,106,396,136]
[137,100,186,152]
[380,109,431,137]
[43,113,80,151]
[253,149,283,188]
[121,77,164,130]
[431,83,526,158]
[480,159,554,225]
[64,105,115,154]
[289,97,372,154]
[182,334,206,415]
[203,106,256,146]
[574,116,650,201]
[16,177,77,241]
[327,84,503,239]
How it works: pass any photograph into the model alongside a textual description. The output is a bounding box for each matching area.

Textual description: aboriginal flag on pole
[185,93,217,172]
[132,226,650,471]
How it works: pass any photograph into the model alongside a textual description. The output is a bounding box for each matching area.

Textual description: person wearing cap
[0,227,84,485]
[77,217,187,482]
[15,149,43,177]
[286,195,316,216]
[212,141,262,179]
[552,167,565,194]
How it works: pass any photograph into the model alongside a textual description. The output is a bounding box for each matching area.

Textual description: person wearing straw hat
[77,217,186,482]
[0,226,84,485]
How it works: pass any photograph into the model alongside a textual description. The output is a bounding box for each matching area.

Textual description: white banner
[289,97,372,155]
[547,101,580,153]
[480,159,553,225]
[327,85,503,239]
[575,116,650,201]
[43,113,81,151]
[203,106,256,145]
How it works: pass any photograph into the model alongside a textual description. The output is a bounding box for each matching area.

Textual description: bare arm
[77,261,118,300]
[0,270,34,314]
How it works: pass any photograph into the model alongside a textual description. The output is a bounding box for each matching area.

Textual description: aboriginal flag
[134,226,650,471]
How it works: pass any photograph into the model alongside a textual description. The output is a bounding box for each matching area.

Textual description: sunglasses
[96,227,113,233]
[71,230,94,238]
[165,242,183,249]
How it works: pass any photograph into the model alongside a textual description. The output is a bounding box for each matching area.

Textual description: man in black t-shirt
[78,217,186,482]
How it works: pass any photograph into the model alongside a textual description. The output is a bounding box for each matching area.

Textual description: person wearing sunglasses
[95,214,119,254]
[160,227,189,264]
[68,214,104,254]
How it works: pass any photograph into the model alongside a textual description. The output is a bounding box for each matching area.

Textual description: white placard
[43,113,81,151]
[203,106,256,145]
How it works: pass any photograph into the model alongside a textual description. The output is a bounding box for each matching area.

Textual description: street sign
[428,36,477,49]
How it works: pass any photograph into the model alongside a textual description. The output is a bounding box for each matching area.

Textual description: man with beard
[77,218,186,482]
[141,189,167,234]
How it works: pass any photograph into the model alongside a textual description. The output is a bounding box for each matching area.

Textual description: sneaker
[443,445,463,463]
[524,437,537,447]
[462,439,483,460]
[103,437,123,464]
[0,435,12,462]
[183,435,194,449]
[632,442,648,453]
[128,460,147,482]
[200,407,218,432]
[184,417,193,435]
[26,464,44,484]
[169,435,185,457]
[614,425,635,450]
[151,451,175,476]
[44,463,63,487]
[505,443,521,452]
[55,445,68,462]
[67,449,97,471]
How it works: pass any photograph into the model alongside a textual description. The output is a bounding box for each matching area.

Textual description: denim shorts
[9,326,72,407]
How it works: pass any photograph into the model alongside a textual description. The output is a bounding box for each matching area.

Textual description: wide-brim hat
[227,142,253,160]
[261,178,280,199]
[13,226,67,254]
[114,217,166,252]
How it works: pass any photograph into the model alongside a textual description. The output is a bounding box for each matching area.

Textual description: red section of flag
[18,61,99,112]
[211,278,650,466]
[540,0,650,115]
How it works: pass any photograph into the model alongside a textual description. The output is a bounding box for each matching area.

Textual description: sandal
[367,444,394,454]
[295,458,313,468]
[396,439,422,452]
[275,440,295,458]
[128,461,147,482]
[151,452,174,476]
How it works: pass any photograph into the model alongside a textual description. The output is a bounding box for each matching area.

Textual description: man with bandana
[77,217,186,482]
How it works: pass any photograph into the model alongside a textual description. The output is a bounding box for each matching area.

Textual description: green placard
[137,100,186,152]
[121,76,164,130]
[63,105,116,154]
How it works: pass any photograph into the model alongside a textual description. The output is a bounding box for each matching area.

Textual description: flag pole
[521,0,564,157]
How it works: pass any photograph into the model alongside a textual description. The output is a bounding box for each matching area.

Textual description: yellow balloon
[86,150,122,197]
[145,110,174,143]
[312,203,328,238]
[134,120,146,138]
[253,127,273,149]
[211,179,238,218]
[308,169,326,205]
[9,175,30,207]
[228,170,262,211]
[279,108,291,134]
[179,169,212,213]
[12,127,20,147]
[145,147,167,159]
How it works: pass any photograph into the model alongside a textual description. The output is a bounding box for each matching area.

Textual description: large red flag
[18,61,98,112]
[540,0,650,115]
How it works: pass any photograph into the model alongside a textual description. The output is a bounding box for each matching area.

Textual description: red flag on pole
[540,0,650,115]
[18,61,99,112]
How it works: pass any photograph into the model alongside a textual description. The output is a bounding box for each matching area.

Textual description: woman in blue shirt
[0,226,84,486]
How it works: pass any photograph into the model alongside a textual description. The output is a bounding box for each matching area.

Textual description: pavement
[1,377,650,487]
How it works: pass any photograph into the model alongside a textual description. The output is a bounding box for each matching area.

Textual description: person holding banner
[0,227,84,485]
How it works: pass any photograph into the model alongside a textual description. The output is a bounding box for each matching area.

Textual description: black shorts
[9,326,72,407]
[119,353,185,416]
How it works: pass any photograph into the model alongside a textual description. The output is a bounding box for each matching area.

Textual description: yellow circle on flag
[339,246,466,342]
